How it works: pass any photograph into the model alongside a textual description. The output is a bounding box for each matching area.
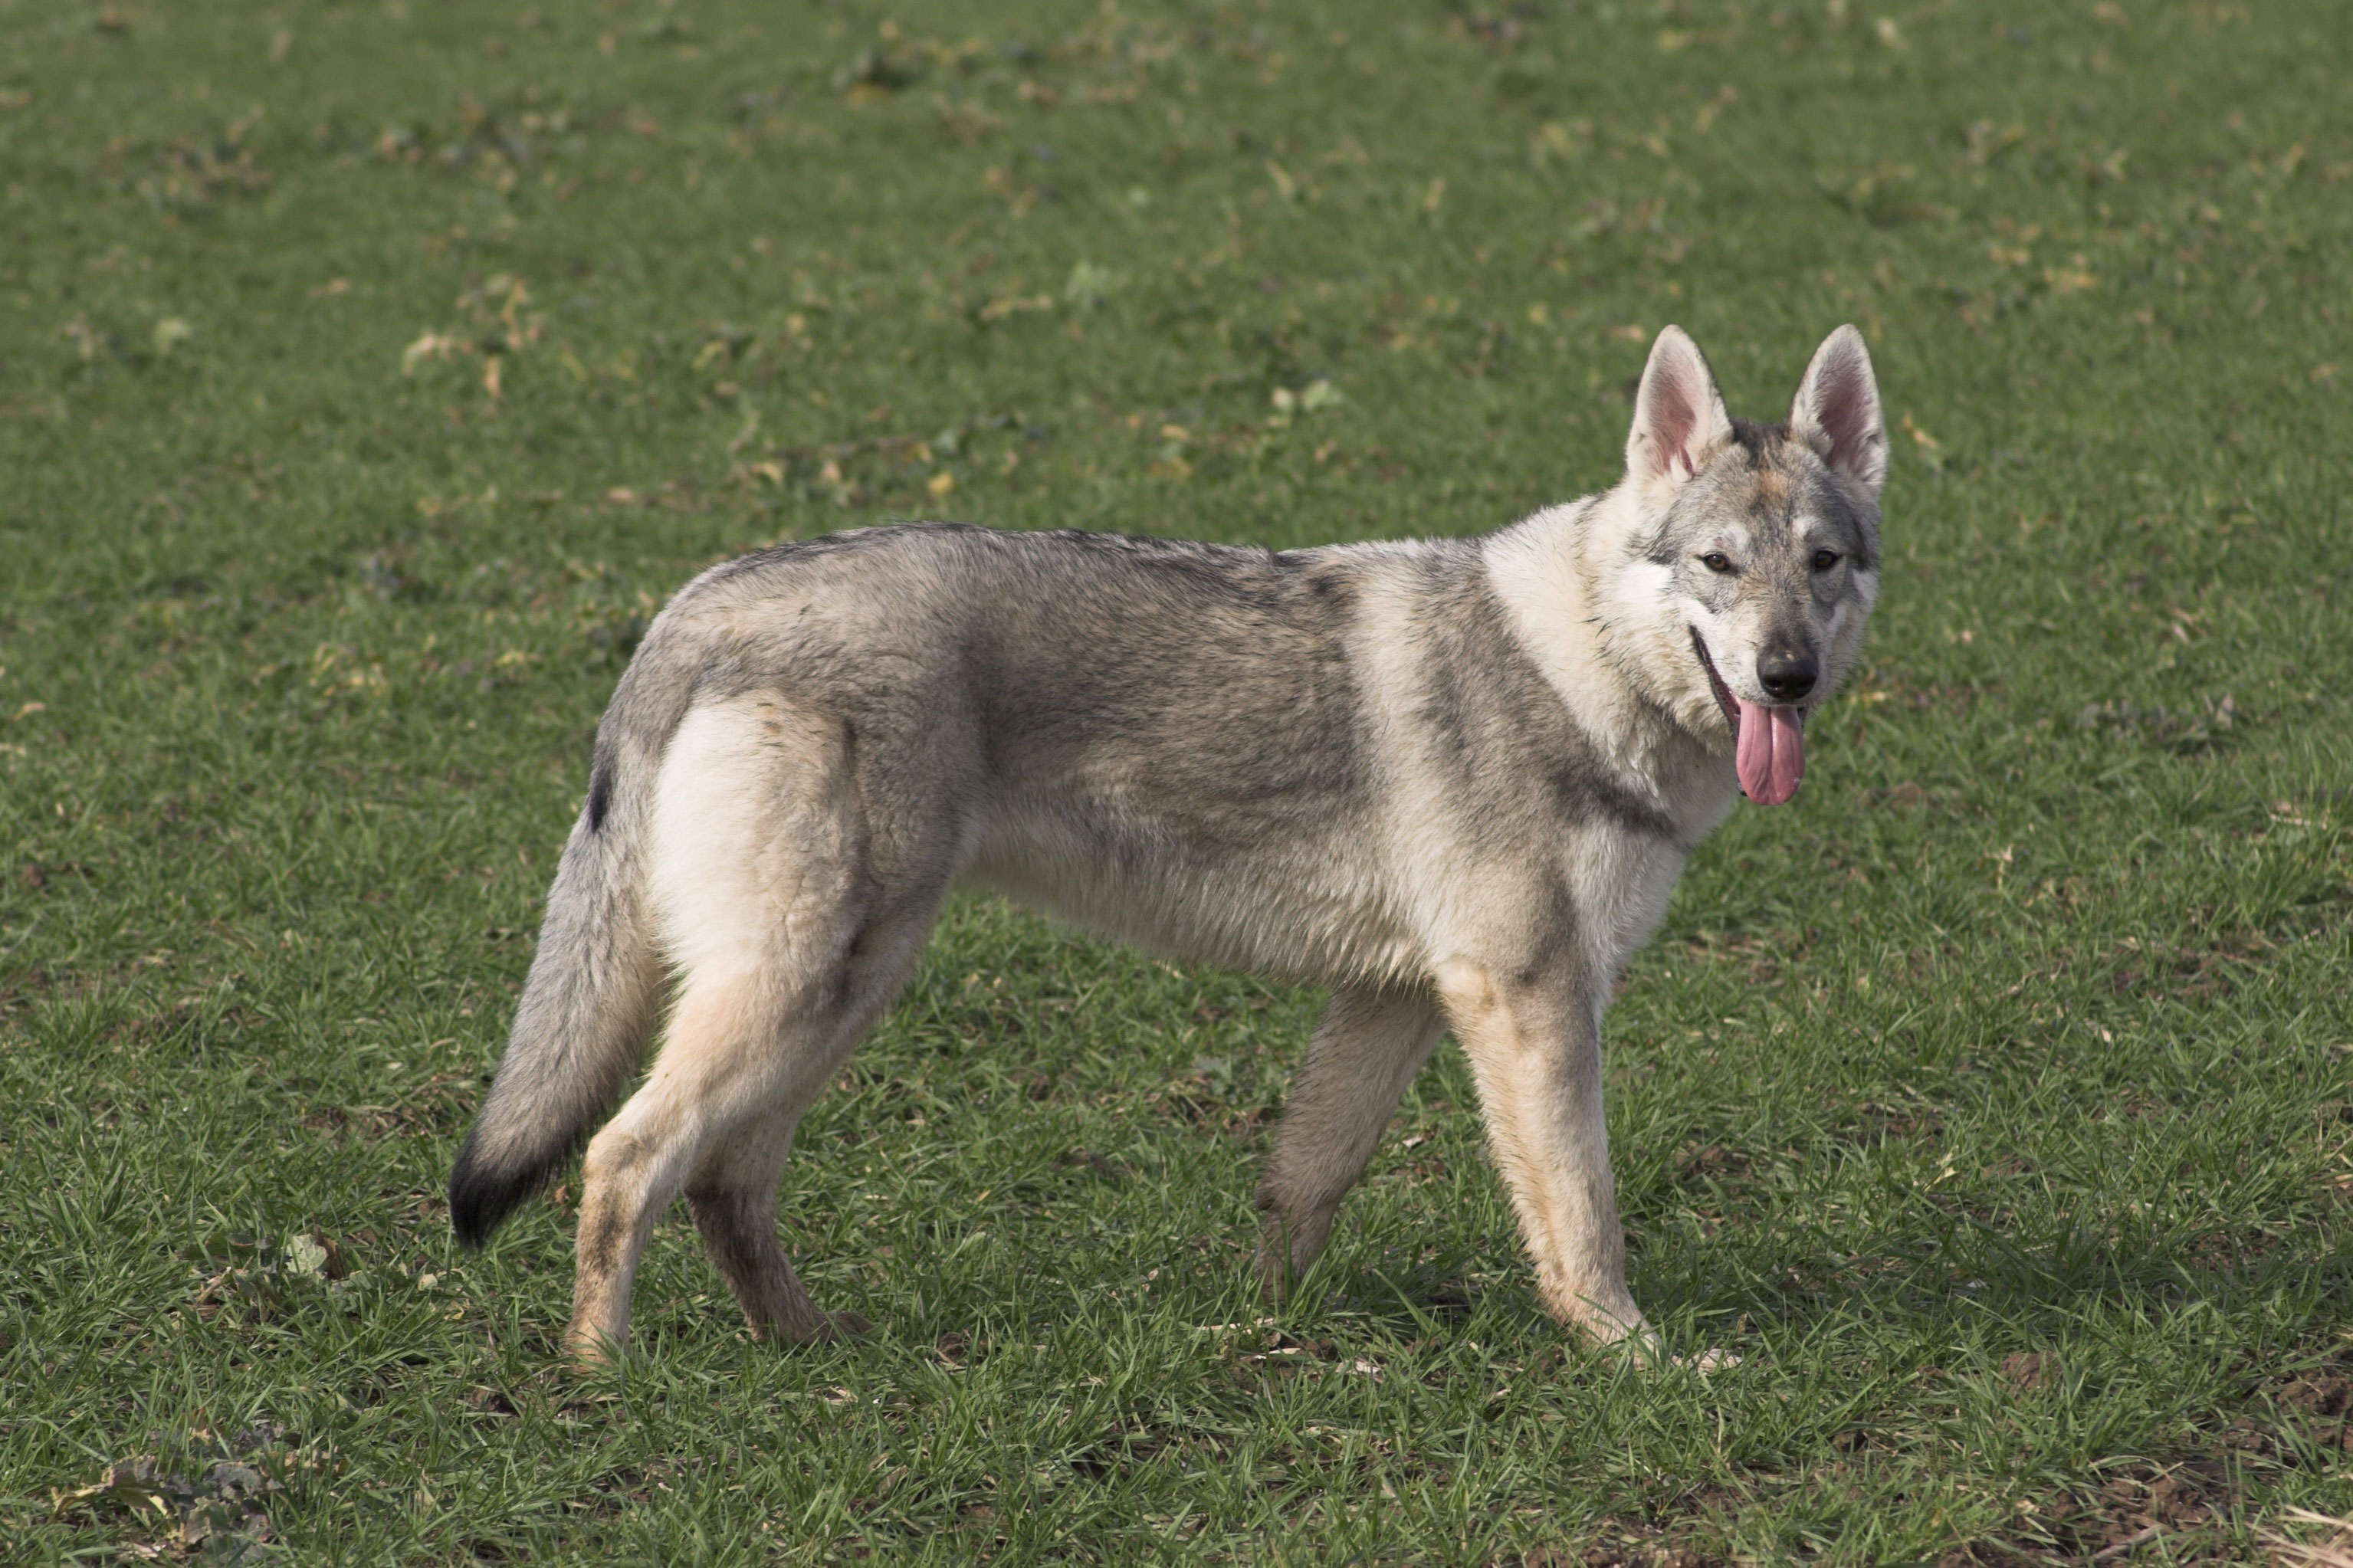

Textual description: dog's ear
[1625,326,1734,500]
[1788,324,1887,499]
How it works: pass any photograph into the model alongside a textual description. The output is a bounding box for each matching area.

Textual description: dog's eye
[1698,552,1734,574]
[1811,549,1842,571]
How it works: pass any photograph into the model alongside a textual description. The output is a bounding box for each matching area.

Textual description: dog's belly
[957,797,1422,986]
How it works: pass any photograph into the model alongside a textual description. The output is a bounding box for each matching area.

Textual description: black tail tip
[448,1128,550,1251]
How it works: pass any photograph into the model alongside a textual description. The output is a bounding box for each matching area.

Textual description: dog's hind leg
[567,894,940,1361]
[567,969,779,1361]
[565,697,951,1362]
[679,909,938,1345]
[1255,985,1446,1299]
[682,1097,861,1346]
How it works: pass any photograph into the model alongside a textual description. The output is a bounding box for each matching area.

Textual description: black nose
[1757,648,1818,703]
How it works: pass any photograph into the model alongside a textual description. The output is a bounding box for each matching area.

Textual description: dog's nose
[1757,648,1818,703]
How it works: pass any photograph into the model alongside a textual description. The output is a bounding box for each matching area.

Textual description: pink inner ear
[1813,362,1871,471]
[1800,341,1882,480]
[1646,362,1700,478]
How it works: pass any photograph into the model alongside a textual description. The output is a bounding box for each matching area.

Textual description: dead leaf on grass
[2003,1351,2058,1390]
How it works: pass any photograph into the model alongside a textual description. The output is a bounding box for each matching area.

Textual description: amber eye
[1812,549,1842,571]
[1698,551,1734,574]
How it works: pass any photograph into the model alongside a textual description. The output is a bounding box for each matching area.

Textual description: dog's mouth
[1690,628,1807,806]
[1690,630,1740,730]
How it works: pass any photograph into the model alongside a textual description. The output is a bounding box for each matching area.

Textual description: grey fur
[448,325,1887,1363]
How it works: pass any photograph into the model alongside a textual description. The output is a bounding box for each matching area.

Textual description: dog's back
[634,523,1452,980]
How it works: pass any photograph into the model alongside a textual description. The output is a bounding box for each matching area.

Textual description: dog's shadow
[1618,1199,2335,1358]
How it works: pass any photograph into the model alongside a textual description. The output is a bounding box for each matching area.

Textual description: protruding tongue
[1734,700,1806,805]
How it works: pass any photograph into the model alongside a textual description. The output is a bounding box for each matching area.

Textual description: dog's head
[1605,325,1886,805]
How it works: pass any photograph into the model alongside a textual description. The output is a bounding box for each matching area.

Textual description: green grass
[4,0,2351,1561]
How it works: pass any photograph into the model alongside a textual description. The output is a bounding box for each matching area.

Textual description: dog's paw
[753,1307,871,1346]
[562,1329,626,1372]
[1610,1337,1738,1374]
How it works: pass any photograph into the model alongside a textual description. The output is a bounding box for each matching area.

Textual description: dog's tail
[448,639,695,1249]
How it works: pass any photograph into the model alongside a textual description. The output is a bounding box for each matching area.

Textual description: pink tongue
[1734,700,1806,805]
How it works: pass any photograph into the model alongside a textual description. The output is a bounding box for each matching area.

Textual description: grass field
[5,0,2351,1561]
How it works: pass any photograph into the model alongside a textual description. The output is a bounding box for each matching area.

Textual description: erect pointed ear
[1788,324,1887,499]
[1624,326,1734,499]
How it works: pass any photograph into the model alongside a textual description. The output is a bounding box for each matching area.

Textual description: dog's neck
[1481,491,1738,833]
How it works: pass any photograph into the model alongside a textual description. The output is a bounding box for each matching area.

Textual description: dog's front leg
[1255,985,1447,1298]
[1436,956,1648,1349]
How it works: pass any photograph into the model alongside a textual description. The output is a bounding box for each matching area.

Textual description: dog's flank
[448,325,1887,1363]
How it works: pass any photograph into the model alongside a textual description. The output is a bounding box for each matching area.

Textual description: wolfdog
[449,325,1887,1362]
